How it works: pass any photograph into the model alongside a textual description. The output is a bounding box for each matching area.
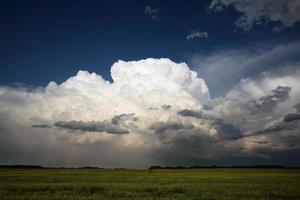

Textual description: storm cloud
[283,113,300,123]
[0,57,300,167]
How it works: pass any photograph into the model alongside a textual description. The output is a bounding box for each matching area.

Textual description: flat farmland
[0,168,299,200]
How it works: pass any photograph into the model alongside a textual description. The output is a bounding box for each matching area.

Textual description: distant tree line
[148,165,291,170]
[0,164,298,169]
[0,165,45,169]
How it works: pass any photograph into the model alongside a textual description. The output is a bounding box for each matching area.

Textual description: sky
[0,0,300,168]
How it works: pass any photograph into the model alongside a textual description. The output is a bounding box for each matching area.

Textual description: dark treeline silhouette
[0,165,299,169]
[0,165,125,169]
[0,165,98,169]
[148,165,295,170]
[0,165,45,169]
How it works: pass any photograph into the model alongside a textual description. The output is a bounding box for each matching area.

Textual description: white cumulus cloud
[1,57,300,167]
[0,58,209,123]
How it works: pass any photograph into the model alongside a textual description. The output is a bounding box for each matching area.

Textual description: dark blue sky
[1,0,300,87]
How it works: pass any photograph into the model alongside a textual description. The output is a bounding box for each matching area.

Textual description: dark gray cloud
[54,120,129,134]
[148,118,245,166]
[149,121,194,135]
[154,134,217,165]
[152,122,300,166]
[148,121,223,165]
[243,123,300,166]
[248,86,291,113]
[202,105,214,111]
[177,109,203,119]
[283,113,300,123]
[213,119,242,140]
[255,122,299,136]
[150,126,279,167]
[248,141,268,145]
[111,113,135,125]
[177,109,242,140]
[31,124,52,128]
[293,102,300,112]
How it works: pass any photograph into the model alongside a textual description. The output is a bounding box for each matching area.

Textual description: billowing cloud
[0,58,211,167]
[0,58,209,123]
[0,56,300,167]
[209,0,300,31]
[186,31,208,40]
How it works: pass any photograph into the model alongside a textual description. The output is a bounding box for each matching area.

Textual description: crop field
[0,168,300,200]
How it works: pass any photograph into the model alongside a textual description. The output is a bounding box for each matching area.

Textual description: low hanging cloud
[111,113,136,125]
[32,124,52,128]
[177,109,203,119]
[209,0,300,31]
[177,109,242,140]
[54,120,129,134]
[283,113,300,123]
[149,121,195,136]
[0,55,300,167]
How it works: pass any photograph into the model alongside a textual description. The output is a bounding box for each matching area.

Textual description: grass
[0,168,300,200]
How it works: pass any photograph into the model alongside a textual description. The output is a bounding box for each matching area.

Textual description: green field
[0,168,300,200]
